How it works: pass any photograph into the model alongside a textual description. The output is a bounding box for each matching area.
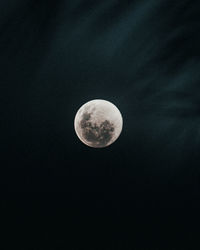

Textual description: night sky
[1,0,200,249]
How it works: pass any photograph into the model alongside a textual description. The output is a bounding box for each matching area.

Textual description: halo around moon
[74,99,123,148]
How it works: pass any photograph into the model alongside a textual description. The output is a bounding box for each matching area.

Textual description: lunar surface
[74,99,123,148]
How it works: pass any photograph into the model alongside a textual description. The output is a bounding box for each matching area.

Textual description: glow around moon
[74,99,123,148]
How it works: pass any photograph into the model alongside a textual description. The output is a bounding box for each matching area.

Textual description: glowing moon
[74,99,123,148]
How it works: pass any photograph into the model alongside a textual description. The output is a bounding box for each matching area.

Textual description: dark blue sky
[1,0,200,249]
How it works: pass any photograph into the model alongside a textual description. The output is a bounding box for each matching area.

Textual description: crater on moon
[80,112,115,147]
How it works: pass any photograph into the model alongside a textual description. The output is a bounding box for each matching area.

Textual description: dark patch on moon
[80,112,115,147]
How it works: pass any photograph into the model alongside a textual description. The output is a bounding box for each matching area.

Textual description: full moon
[74,99,123,148]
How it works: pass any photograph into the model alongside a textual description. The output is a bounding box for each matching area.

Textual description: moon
[74,99,123,148]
